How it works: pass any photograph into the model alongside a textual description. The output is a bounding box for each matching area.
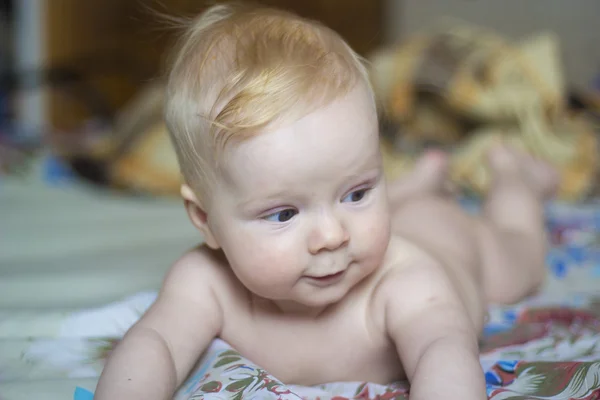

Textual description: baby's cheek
[360,209,391,257]
[238,242,295,285]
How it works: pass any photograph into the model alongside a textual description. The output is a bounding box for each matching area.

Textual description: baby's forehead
[220,132,379,194]
[209,83,379,189]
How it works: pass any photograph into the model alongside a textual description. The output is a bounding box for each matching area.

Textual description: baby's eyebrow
[342,165,382,183]
[237,191,289,210]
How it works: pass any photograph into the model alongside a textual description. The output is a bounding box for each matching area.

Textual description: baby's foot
[388,149,454,202]
[488,145,559,200]
[412,149,455,195]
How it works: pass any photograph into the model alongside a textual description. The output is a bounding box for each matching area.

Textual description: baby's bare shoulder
[167,246,224,283]
[163,246,243,305]
[373,237,460,314]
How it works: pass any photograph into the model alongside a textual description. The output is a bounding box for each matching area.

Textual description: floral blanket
[2,202,600,400]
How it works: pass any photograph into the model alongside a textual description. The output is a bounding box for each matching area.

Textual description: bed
[0,165,199,399]
[1,163,600,400]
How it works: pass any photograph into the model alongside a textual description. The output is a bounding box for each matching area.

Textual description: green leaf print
[581,342,599,357]
[514,362,600,398]
[200,380,222,393]
[534,344,555,355]
[355,382,368,396]
[214,356,242,368]
[226,377,254,392]
[219,350,241,357]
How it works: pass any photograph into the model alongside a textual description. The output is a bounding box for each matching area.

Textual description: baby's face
[206,84,391,310]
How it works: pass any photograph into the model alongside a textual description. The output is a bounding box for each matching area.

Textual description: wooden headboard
[45,0,383,130]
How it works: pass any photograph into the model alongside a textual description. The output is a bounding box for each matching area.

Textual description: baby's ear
[181,184,220,249]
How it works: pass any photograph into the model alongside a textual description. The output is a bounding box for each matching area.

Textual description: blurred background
[1,0,599,192]
[1,0,600,191]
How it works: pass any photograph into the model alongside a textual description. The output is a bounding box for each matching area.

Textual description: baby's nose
[308,212,349,254]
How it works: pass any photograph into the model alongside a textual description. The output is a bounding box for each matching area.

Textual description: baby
[96,4,557,400]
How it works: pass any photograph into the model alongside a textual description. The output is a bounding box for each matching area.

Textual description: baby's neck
[252,295,334,320]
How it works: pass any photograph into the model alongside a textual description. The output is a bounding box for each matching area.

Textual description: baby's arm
[383,257,486,400]
[95,250,223,400]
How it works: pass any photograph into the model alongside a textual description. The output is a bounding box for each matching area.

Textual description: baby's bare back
[391,195,487,331]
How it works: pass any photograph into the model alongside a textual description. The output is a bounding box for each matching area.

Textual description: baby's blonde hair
[165,2,373,201]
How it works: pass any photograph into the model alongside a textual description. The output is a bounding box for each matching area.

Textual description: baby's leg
[387,150,455,211]
[478,145,558,304]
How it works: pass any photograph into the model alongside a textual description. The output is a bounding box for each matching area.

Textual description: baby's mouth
[305,270,346,285]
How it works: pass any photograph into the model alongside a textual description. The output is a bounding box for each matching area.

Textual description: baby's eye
[264,208,298,222]
[342,188,369,203]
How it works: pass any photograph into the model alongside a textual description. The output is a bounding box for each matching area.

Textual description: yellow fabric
[371,23,597,201]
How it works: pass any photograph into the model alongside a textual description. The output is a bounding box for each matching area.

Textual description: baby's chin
[258,284,352,312]
[293,272,377,308]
